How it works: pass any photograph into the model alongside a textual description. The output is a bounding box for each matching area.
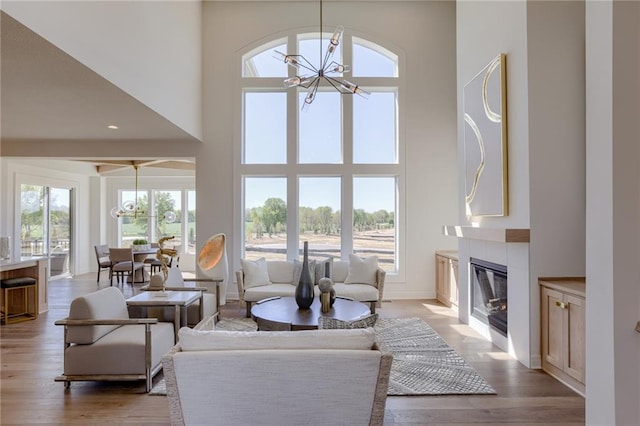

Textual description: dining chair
[94,244,113,284]
[109,247,145,286]
[143,243,161,274]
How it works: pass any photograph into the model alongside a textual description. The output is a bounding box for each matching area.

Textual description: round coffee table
[250,296,371,331]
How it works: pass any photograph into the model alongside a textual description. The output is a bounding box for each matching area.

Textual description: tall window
[240,32,401,272]
[115,188,192,254]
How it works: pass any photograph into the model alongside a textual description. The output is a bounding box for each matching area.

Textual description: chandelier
[274,0,369,111]
[110,165,176,223]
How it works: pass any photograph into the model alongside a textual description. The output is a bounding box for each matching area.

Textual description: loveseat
[162,326,391,426]
[236,255,386,317]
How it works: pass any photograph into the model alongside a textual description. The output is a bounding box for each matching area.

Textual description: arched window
[239,31,402,273]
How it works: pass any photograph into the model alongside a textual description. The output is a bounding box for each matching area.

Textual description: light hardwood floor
[0,273,585,425]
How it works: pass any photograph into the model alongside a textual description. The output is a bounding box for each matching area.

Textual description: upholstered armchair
[162,327,391,425]
[54,287,174,392]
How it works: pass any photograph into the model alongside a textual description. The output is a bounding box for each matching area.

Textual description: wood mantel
[442,225,530,243]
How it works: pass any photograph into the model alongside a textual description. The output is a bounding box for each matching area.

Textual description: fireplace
[470,258,508,337]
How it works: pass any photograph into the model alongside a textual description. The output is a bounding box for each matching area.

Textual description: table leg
[180,305,188,329]
[173,305,180,342]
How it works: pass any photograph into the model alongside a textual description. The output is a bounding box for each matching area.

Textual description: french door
[19,184,73,278]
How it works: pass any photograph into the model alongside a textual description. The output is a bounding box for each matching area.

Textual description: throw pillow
[317,313,379,330]
[344,254,379,286]
[240,257,271,288]
[314,257,334,284]
[293,259,316,285]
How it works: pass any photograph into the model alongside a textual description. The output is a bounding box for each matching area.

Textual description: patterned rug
[375,317,496,395]
[150,317,496,396]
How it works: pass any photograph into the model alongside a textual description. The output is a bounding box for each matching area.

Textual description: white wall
[526,0,586,368]
[457,0,586,367]
[456,0,532,364]
[1,0,203,140]
[198,1,458,301]
[585,1,640,424]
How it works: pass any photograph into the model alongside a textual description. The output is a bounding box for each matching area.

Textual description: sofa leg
[245,302,252,318]
[370,302,376,314]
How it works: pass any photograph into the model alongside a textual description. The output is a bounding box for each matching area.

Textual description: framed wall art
[463,53,508,217]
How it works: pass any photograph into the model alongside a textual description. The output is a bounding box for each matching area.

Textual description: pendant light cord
[319,0,323,68]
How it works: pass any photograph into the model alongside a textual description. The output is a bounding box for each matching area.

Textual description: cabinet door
[541,287,564,370]
[564,294,585,383]
[38,259,47,313]
[435,255,449,306]
[449,259,459,306]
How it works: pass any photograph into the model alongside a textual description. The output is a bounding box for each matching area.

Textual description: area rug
[375,317,496,395]
[150,317,496,396]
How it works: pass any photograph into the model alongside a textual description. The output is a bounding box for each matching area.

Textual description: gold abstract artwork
[463,53,508,217]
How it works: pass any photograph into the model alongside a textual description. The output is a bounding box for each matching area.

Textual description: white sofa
[54,287,175,392]
[236,258,386,317]
[162,326,392,426]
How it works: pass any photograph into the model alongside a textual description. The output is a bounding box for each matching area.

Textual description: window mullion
[341,33,354,260]
[342,174,353,261]
[286,33,299,260]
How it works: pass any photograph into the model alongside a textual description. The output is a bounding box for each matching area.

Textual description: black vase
[295,241,314,309]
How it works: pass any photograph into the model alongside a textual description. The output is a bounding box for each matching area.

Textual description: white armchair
[162,327,391,425]
[54,287,174,392]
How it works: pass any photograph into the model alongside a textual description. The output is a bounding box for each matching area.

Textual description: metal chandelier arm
[275,0,366,111]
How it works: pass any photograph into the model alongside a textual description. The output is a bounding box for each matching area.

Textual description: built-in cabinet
[539,278,585,396]
[435,251,458,308]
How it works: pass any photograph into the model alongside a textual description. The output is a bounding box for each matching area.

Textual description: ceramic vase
[324,261,336,306]
[295,241,314,309]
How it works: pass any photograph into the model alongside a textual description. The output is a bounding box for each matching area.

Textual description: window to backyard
[240,32,401,272]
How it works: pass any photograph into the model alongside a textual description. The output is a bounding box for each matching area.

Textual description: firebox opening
[470,258,508,337]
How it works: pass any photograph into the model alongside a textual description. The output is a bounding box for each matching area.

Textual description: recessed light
[107,125,119,130]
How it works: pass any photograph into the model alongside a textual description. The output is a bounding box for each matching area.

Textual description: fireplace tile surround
[443,226,535,368]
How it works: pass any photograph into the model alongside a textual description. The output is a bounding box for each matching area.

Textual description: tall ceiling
[0,11,197,173]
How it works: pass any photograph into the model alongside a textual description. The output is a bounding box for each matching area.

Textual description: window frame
[236,29,406,280]
[107,177,195,256]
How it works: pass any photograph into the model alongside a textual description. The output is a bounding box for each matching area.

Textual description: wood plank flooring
[0,273,584,425]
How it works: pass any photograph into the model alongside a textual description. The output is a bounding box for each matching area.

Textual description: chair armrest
[140,285,209,292]
[165,286,209,292]
[375,268,386,308]
[54,318,158,326]
[236,269,246,304]
[183,278,222,283]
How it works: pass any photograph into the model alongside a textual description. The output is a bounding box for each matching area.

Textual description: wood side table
[126,290,202,340]
[251,296,370,331]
